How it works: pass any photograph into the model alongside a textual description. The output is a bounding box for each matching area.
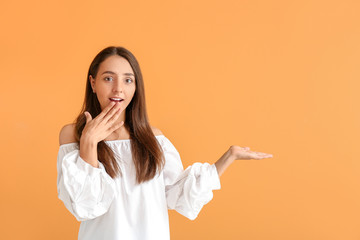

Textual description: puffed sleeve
[56,143,117,222]
[160,136,221,220]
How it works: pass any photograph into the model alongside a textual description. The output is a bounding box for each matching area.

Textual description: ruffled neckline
[59,135,165,148]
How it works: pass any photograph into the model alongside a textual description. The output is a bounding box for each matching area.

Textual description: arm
[161,136,221,220]
[57,101,125,221]
[57,144,117,221]
[214,148,236,177]
[79,136,99,168]
[162,138,273,220]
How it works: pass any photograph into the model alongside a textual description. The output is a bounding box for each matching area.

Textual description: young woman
[57,46,273,240]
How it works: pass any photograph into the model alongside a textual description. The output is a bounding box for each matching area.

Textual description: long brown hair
[74,46,164,183]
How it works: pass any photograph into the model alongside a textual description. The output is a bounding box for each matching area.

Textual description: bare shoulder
[59,123,77,145]
[151,126,163,136]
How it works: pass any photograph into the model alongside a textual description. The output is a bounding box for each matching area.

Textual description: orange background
[1,0,360,239]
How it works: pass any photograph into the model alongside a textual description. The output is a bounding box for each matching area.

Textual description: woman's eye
[126,78,133,83]
[104,76,113,81]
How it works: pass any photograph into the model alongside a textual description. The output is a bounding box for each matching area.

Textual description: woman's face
[90,55,136,111]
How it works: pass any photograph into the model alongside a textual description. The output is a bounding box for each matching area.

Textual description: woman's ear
[89,75,96,93]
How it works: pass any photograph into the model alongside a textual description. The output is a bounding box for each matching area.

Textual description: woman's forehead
[98,55,134,75]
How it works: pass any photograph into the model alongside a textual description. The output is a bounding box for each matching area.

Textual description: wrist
[228,146,239,162]
[226,147,236,163]
[79,136,99,168]
[80,134,97,147]
[215,148,236,177]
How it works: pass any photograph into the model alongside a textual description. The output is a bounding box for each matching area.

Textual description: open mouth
[109,98,124,102]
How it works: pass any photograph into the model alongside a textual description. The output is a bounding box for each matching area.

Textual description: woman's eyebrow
[123,73,135,76]
[101,71,134,76]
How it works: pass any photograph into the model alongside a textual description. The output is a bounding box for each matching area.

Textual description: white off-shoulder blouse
[57,134,221,240]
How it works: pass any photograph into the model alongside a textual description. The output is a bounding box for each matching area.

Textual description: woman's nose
[113,81,123,93]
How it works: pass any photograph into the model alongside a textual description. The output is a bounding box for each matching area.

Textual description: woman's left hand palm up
[230,146,273,160]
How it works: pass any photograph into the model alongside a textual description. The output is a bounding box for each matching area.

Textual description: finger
[252,151,267,155]
[249,152,261,159]
[106,106,123,125]
[103,103,122,123]
[257,152,273,157]
[255,152,273,159]
[84,111,92,124]
[245,151,264,159]
[97,101,116,120]
[108,120,125,133]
